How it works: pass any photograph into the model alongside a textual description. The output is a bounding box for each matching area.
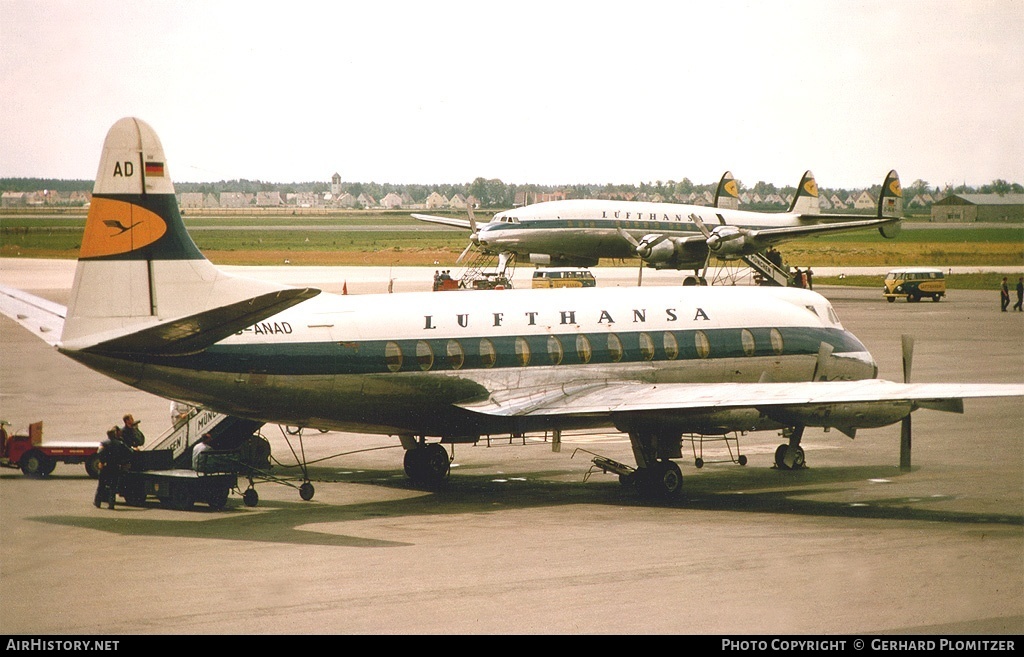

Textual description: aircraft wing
[0,284,66,347]
[459,379,1024,431]
[750,216,901,243]
[411,213,474,230]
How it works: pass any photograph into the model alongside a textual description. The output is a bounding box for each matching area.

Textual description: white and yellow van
[883,267,946,302]
[531,268,597,289]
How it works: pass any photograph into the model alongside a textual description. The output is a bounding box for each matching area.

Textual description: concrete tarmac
[1,258,1022,635]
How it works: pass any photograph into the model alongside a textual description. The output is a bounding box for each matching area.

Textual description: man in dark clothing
[94,428,132,509]
[121,413,144,449]
[1014,277,1023,312]
[1000,277,1011,312]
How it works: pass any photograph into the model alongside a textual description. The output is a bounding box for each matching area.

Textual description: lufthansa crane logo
[103,219,142,235]
[80,198,167,258]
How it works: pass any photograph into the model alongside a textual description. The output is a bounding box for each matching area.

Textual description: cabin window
[607,334,623,362]
[770,328,784,356]
[741,329,756,356]
[576,334,592,363]
[695,331,710,359]
[639,332,655,361]
[547,335,564,365]
[663,332,679,360]
[446,340,465,370]
[385,341,403,373]
[416,340,434,371]
[479,338,496,368]
[515,336,531,366]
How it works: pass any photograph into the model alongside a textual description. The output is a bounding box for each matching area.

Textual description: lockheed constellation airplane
[413,170,904,273]
[1,118,1020,501]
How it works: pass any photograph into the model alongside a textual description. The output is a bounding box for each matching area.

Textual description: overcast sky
[2,0,1022,190]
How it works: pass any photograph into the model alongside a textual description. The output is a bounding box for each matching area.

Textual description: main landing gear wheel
[299,482,315,501]
[774,444,805,470]
[403,443,450,487]
[634,460,682,500]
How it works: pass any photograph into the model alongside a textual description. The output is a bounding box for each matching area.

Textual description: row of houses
[1,190,91,207]
[3,183,1021,221]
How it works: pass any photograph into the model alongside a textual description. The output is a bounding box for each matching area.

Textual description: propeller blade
[617,227,640,248]
[467,205,478,235]
[811,341,833,381]
[689,213,712,238]
[900,415,912,471]
[456,242,474,264]
[899,334,914,470]
[901,334,914,383]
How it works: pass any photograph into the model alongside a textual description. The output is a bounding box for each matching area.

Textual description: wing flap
[0,284,67,346]
[78,287,320,357]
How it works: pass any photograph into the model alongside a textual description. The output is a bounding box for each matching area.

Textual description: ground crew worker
[94,427,132,509]
[121,413,145,448]
[192,433,214,470]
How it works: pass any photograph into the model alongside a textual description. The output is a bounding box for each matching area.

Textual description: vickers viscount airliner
[413,169,903,272]
[1,118,1020,500]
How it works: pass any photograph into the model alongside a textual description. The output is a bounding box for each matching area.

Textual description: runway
[0,258,1022,635]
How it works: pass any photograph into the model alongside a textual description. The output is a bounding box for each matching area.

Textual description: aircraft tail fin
[62,118,310,349]
[788,170,820,214]
[878,169,903,217]
[713,171,740,210]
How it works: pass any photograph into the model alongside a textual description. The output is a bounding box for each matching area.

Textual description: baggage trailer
[1,421,102,478]
[117,449,237,510]
[120,469,236,510]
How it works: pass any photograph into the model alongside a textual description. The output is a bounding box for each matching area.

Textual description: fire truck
[0,421,102,478]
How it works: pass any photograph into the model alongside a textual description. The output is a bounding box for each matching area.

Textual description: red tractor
[0,421,102,478]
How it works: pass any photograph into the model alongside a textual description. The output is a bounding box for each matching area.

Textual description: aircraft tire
[299,482,315,501]
[774,444,805,470]
[243,488,259,507]
[638,461,682,499]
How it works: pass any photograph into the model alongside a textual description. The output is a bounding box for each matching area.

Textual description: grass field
[2,212,1021,289]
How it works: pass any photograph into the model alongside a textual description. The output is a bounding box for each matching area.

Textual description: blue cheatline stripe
[135,326,865,376]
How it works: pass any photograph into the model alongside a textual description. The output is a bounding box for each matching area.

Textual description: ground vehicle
[883,267,946,302]
[471,272,511,289]
[531,267,596,288]
[0,421,102,477]
[117,449,237,510]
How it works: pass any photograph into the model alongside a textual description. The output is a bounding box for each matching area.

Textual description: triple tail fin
[788,170,820,214]
[62,118,318,350]
[713,171,740,210]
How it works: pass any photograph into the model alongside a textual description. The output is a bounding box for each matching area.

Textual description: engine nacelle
[763,401,912,431]
[706,228,751,259]
[643,237,678,264]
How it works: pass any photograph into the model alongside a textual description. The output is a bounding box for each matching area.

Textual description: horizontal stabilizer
[78,287,320,357]
[411,213,474,230]
[0,284,67,347]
